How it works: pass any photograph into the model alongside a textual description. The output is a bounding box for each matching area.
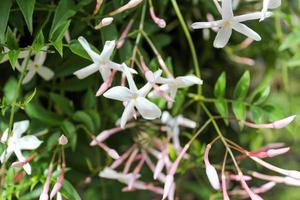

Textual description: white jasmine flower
[16,47,54,84]
[261,0,281,21]
[149,75,202,108]
[74,36,136,80]
[191,0,272,48]
[104,64,162,128]
[0,120,42,175]
[0,47,33,64]
[161,112,197,152]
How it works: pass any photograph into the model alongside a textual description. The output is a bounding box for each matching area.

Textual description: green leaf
[287,52,300,68]
[16,0,35,34]
[61,179,82,200]
[8,49,20,70]
[83,89,96,109]
[232,101,246,129]
[214,72,226,97]
[68,40,90,60]
[25,101,63,126]
[6,28,19,50]
[50,93,74,115]
[233,71,250,100]
[0,0,12,43]
[32,30,44,52]
[250,85,270,105]
[86,110,101,130]
[4,77,17,103]
[61,120,77,150]
[24,88,37,105]
[73,111,95,132]
[214,99,229,125]
[51,20,71,56]
[51,39,63,57]
[49,0,76,39]
[279,29,300,51]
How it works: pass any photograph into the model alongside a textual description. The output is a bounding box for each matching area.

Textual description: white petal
[222,0,234,19]
[34,47,48,65]
[122,64,138,92]
[213,26,232,48]
[120,100,135,129]
[19,135,42,150]
[99,66,112,81]
[268,0,281,9]
[135,97,161,120]
[78,36,101,63]
[74,63,99,79]
[99,40,116,61]
[12,120,30,138]
[14,148,31,174]
[37,66,55,81]
[1,129,8,143]
[22,70,36,84]
[0,150,13,163]
[99,167,119,179]
[103,86,132,101]
[234,12,272,22]
[191,20,223,29]
[232,22,261,41]
[175,75,203,88]
[106,61,123,71]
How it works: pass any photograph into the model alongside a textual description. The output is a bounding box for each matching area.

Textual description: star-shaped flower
[104,64,162,128]
[191,0,272,48]
[261,0,281,21]
[0,120,42,175]
[149,75,202,108]
[74,36,136,80]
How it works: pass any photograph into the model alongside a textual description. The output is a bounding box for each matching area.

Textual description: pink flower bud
[284,177,300,186]
[126,0,143,8]
[266,147,290,157]
[108,149,120,160]
[154,159,165,180]
[162,175,174,200]
[221,175,230,200]
[39,193,49,200]
[50,169,64,200]
[149,7,166,28]
[206,164,221,190]
[58,134,68,145]
[94,17,114,30]
[242,115,296,129]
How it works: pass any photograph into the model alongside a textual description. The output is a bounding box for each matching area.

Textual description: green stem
[170,0,201,94]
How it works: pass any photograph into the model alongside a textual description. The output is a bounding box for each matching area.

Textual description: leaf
[24,88,37,105]
[6,28,19,50]
[0,0,12,43]
[51,39,63,57]
[279,29,300,51]
[16,0,36,34]
[73,111,95,132]
[61,179,82,200]
[83,89,96,109]
[49,0,76,39]
[250,85,270,105]
[86,110,101,130]
[50,93,74,115]
[233,71,250,100]
[214,99,229,125]
[287,52,300,68]
[32,30,44,52]
[214,72,226,97]
[61,120,77,150]
[51,20,71,56]
[68,40,90,60]
[232,101,246,129]
[4,77,17,103]
[8,49,20,70]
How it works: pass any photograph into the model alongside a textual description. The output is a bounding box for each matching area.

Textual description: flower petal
[78,36,101,62]
[222,0,234,19]
[232,22,261,41]
[14,148,31,174]
[19,135,42,150]
[135,97,161,120]
[13,120,30,138]
[34,47,48,65]
[175,75,203,88]
[37,66,55,81]
[234,12,272,22]
[120,100,135,129]
[191,20,223,29]
[99,40,115,61]
[268,0,281,9]
[22,70,36,84]
[1,129,8,143]
[74,63,99,79]
[99,66,112,81]
[122,64,138,92]
[103,86,132,101]
[213,26,232,48]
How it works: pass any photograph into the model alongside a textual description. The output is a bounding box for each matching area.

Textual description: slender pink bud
[229,174,252,181]
[12,155,34,168]
[93,0,103,15]
[266,147,290,157]
[154,158,165,180]
[221,175,230,200]
[108,149,120,160]
[39,194,49,200]
[149,7,166,28]
[50,168,64,200]
[252,182,276,194]
[110,0,143,15]
[59,134,68,145]
[95,17,114,29]
[242,115,296,129]
[233,56,255,66]
[56,192,62,200]
[117,19,134,48]
[111,145,136,169]
[123,149,139,173]
[204,144,220,190]
[240,38,254,50]
[128,156,145,190]
[168,182,175,200]
[96,70,116,96]
[39,163,54,200]
[162,175,174,200]
[239,174,263,200]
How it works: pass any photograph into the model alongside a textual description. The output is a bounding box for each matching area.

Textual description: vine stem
[170,0,201,95]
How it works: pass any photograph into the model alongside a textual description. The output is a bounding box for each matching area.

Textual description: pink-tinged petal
[37,66,55,81]
[176,75,203,88]
[154,159,165,180]
[222,175,230,200]
[78,36,101,62]
[213,26,232,48]
[39,193,49,200]
[58,135,68,145]
[14,149,32,175]
[221,0,234,19]
[50,170,64,199]
[99,66,112,81]
[74,63,99,79]
[103,86,132,101]
[272,115,296,129]
[120,100,135,129]
[162,175,174,200]
[191,20,223,29]
[108,149,120,160]
[22,70,36,84]
[12,120,30,138]
[135,97,161,120]
[232,23,261,41]
[206,164,221,190]
[99,40,115,61]
[167,183,175,200]
[266,147,290,157]
[19,135,42,150]
[284,177,300,186]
